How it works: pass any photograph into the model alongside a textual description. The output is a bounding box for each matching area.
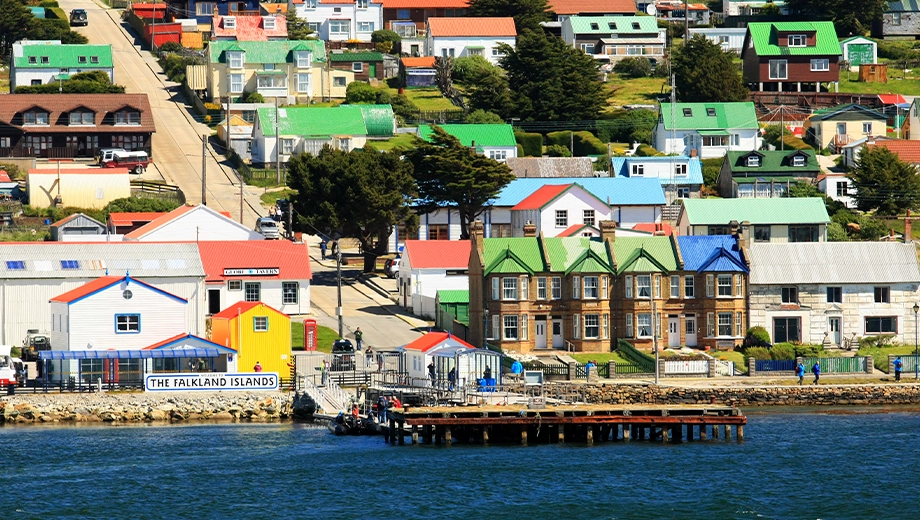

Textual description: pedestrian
[812,361,821,385]
[377,395,388,423]
[322,359,331,385]
[895,356,904,382]
[511,359,523,383]
[428,361,435,382]
[796,361,805,385]
[586,359,596,381]
[448,367,456,391]
[354,327,363,351]
[483,365,492,381]
[320,240,327,260]
[254,361,263,372]
[331,240,339,258]
[365,346,374,369]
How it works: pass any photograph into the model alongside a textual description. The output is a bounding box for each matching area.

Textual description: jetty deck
[386,404,746,445]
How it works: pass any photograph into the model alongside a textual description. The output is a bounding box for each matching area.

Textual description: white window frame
[706,274,715,297]
[626,313,634,338]
[573,314,581,339]
[670,275,680,298]
[502,277,518,300]
[555,210,568,227]
[637,275,651,298]
[491,277,499,300]
[503,315,519,340]
[357,21,374,32]
[718,312,732,337]
[810,59,829,72]
[625,275,633,298]
[227,51,244,69]
[768,59,787,80]
[295,51,312,68]
[490,315,499,340]
[583,209,595,226]
[329,20,351,37]
[352,62,363,73]
[637,313,651,338]
[537,277,547,300]
[572,276,581,299]
[717,274,733,297]
[601,276,608,299]
[521,314,528,340]
[584,314,599,339]
[736,311,743,337]
[862,122,872,134]
[631,164,644,176]
[520,276,529,300]
[297,73,311,93]
[282,282,298,304]
[584,276,598,299]
[551,277,561,300]
[602,314,609,339]
[115,314,140,334]
[707,312,715,337]
[229,73,244,94]
[788,34,806,47]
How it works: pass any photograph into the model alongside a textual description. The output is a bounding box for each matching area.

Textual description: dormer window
[91,56,99,64]
[632,22,640,30]
[590,23,599,30]
[304,0,316,7]
[608,22,616,29]
[227,51,244,69]
[69,111,94,125]
[683,108,692,117]
[115,111,141,125]
[224,16,236,29]
[788,34,806,47]
[263,16,276,30]
[23,111,49,125]
[357,0,368,8]
[41,56,49,64]
[28,57,37,64]
[295,51,312,68]
[263,63,275,70]
[792,155,805,167]
[706,108,716,116]
[78,56,87,63]
[746,155,760,167]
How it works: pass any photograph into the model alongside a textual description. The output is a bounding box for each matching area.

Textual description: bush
[371,29,401,44]
[744,347,771,364]
[159,41,183,53]
[859,334,896,349]
[770,343,796,360]
[514,131,542,157]
[635,144,663,156]
[613,57,652,78]
[516,144,524,157]
[390,94,418,121]
[744,326,771,348]
[240,91,265,103]
[375,89,393,105]
[596,110,657,145]
[452,55,495,84]
[465,109,503,124]
[345,81,377,104]
[0,163,22,180]
[103,197,181,214]
[793,344,824,358]
[545,144,571,157]
[545,131,605,156]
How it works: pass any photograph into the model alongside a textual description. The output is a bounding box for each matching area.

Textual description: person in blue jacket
[894,356,903,382]
[812,361,821,385]
[796,362,805,385]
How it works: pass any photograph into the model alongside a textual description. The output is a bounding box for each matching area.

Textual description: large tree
[672,35,748,103]
[849,146,920,216]
[784,0,887,36]
[406,126,515,240]
[287,146,417,271]
[499,30,607,121]
[468,0,549,33]
[285,9,315,40]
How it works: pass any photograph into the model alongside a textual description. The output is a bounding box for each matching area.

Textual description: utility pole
[684,0,690,45]
[652,286,659,385]
[570,131,574,156]
[336,248,344,339]
[780,106,785,151]
[239,168,244,224]
[275,96,281,185]
[201,135,207,205]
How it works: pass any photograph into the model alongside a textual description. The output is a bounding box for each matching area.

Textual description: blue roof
[491,177,666,207]
[677,235,749,273]
[611,157,704,187]
[39,348,229,360]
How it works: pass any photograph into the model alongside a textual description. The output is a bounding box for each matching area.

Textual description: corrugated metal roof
[258,105,369,137]
[198,240,312,282]
[680,197,830,225]
[746,21,841,57]
[544,237,612,273]
[483,238,546,274]
[677,235,748,273]
[808,104,886,122]
[427,17,516,37]
[208,39,326,64]
[725,150,820,174]
[611,236,678,273]
[492,177,666,206]
[329,51,384,62]
[0,243,204,279]
[612,156,705,186]
[13,42,113,69]
[419,124,517,148]
[511,184,572,210]
[548,0,636,15]
[889,0,920,11]
[658,102,759,131]
[353,104,396,137]
[404,240,470,269]
[568,15,658,34]
[437,289,469,303]
[749,242,920,284]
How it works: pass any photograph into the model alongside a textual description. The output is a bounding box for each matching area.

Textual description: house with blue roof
[611,156,703,203]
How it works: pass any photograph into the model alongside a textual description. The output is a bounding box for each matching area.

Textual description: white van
[0,345,17,387]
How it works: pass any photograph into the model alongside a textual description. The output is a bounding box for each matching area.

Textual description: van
[96,148,127,164]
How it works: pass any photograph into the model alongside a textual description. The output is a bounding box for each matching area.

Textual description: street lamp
[913,302,918,380]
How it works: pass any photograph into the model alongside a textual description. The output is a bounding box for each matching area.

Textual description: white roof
[749,242,920,285]
[0,242,204,279]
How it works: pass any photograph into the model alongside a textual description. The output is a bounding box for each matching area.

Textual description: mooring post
[423,425,432,443]
[482,426,489,445]
[521,425,528,446]
[412,425,419,445]
[586,426,594,446]
[661,426,669,442]
[711,424,719,439]
[699,425,707,441]
[724,424,732,440]
[623,424,631,441]
[558,425,565,443]
[398,421,405,445]
[445,426,453,446]
[737,425,744,441]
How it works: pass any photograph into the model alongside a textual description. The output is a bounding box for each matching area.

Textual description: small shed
[210,301,292,376]
[858,63,887,83]
[398,332,502,388]
[841,36,877,70]
[436,289,469,325]
[401,57,436,88]
[49,213,108,241]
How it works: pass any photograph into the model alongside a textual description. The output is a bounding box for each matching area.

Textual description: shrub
[241,91,265,103]
[770,343,796,360]
[390,94,418,120]
[159,41,183,53]
[452,55,495,84]
[546,131,606,156]
[375,89,393,105]
[613,57,652,78]
[516,144,524,157]
[793,344,824,358]
[0,163,22,180]
[345,81,377,104]
[514,131,542,157]
[465,109,503,124]
[744,326,771,347]
[859,334,896,349]
[545,144,571,157]
[744,347,771,365]
[596,109,657,145]
[371,29,401,44]
[635,144,662,156]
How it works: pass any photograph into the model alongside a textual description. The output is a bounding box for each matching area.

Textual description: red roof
[198,240,313,283]
[49,275,186,304]
[511,184,571,210]
[632,222,674,235]
[382,0,468,7]
[427,17,516,37]
[404,240,470,269]
[28,168,130,175]
[0,171,10,183]
[548,0,637,14]
[211,300,288,320]
[402,332,474,352]
[402,56,436,68]
[108,212,166,226]
[557,224,598,237]
[212,14,288,41]
[868,140,920,164]
[878,94,907,105]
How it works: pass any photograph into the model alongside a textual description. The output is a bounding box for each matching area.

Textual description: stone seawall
[583,384,920,407]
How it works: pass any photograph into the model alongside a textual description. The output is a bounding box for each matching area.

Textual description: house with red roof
[123,204,262,242]
[381,0,469,52]
[510,183,613,239]
[211,14,288,41]
[107,212,166,235]
[398,331,501,387]
[398,239,470,317]
[426,17,516,65]
[197,240,312,316]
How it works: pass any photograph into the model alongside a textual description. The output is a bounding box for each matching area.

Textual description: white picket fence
[664,359,709,375]
[713,359,736,376]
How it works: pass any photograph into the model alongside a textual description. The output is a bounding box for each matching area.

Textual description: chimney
[470,219,485,255]
[523,221,537,237]
[600,220,617,243]
[654,223,666,236]
[906,210,913,244]
[729,220,740,236]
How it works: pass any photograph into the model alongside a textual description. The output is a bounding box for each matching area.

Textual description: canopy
[430,347,501,358]
[39,348,229,360]
[697,130,730,136]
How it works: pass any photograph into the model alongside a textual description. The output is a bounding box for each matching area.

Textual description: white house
[748,242,920,346]
[817,171,855,209]
[398,331,500,388]
[123,204,263,241]
[398,240,470,317]
[611,156,704,202]
[721,0,788,16]
[197,240,312,316]
[677,198,831,242]
[417,124,517,161]
[293,0,383,41]
[687,28,746,54]
[426,17,517,65]
[510,183,613,238]
[653,102,761,159]
[10,41,114,92]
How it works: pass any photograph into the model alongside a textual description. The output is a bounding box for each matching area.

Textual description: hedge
[516,144,524,158]
[635,144,663,156]
[545,131,607,156]
[514,131,542,157]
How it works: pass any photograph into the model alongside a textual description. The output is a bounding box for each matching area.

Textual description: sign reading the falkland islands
[145,372,279,392]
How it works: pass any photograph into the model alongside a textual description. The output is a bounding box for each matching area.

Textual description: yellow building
[27,168,131,209]
[211,301,291,375]
[805,104,888,151]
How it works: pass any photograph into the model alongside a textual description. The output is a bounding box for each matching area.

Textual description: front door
[685,315,697,347]
[535,320,547,349]
[668,316,680,347]
[828,317,841,345]
[208,289,221,315]
[369,63,377,78]
[836,123,846,136]
[551,319,563,349]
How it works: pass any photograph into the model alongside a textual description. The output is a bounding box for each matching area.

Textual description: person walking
[254,361,263,373]
[354,327,363,351]
[812,361,821,385]
[894,356,904,382]
[511,359,523,383]
[796,361,805,385]
[427,361,435,383]
[320,240,327,260]
[448,367,456,391]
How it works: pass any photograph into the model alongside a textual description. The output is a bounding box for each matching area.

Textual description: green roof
[658,102,759,131]
[681,197,831,225]
[329,51,384,62]
[437,289,469,304]
[419,124,517,148]
[352,104,397,137]
[808,104,886,122]
[258,104,394,138]
[568,16,659,34]
[726,150,820,175]
[482,237,614,275]
[611,237,678,275]
[13,44,113,69]
[208,40,326,64]
[746,21,842,57]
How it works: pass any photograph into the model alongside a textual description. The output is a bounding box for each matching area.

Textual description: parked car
[102,150,150,174]
[255,217,279,239]
[95,148,127,164]
[384,256,400,279]
[331,339,355,371]
[70,9,87,26]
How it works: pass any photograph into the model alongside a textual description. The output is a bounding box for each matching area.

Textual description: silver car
[255,217,279,239]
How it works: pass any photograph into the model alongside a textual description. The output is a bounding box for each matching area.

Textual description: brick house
[329,51,386,81]
[742,21,842,93]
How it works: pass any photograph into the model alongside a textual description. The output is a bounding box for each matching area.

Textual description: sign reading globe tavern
[223,268,281,276]
[145,372,279,391]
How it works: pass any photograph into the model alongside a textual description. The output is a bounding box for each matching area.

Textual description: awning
[697,130,730,136]
[256,70,286,75]
[39,348,228,360]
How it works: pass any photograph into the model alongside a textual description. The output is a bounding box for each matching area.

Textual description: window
[874,287,890,303]
[625,313,634,337]
[23,112,49,125]
[520,276,529,300]
[503,315,518,340]
[551,277,561,299]
[112,135,142,151]
[792,155,805,167]
[580,43,595,54]
[781,287,798,304]
[69,112,94,125]
[263,63,275,71]
[788,34,806,47]
[441,48,456,58]
[491,277,499,300]
[229,73,243,94]
[502,277,518,300]
[774,317,800,342]
[893,12,902,25]
[352,62,364,73]
[718,312,732,336]
[736,275,742,298]
[357,22,374,32]
[297,73,311,93]
[307,22,320,32]
[356,0,368,8]
[248,316,268,332]
[427,224,448,240]
[572,276,581,299]
[115,111,141,125]
[224,16,236,29]
[718,35,729,45]
[296,51,312,68]
[683,108,692,117]
[637,313,651,337]
[227,51,244,69]
[866,316,897,334]
[836,181,849,197]
[282,282,298,304]
[702,135,727,147]
[637,275,651,298]
[329,21,350,37]
[489,150,507,161]
[258,75,285,89]
[670,276,680,298]
[769,59,787,80]
[717,274,733,297]
[789,225,818,242]
[6,261,24,270]
[584,276,598,299]
[79,56,87,64]
[602,276,608,299]
[537,277,547,299]
[706,274,714,297]
[196,2,215,14]
[684,275,694,298]
[333,77,347,87]
[654,275,661,298]
[397,8,410,18]
[61,260,79,269]
[116,314,140,333]
[631,164,644,176]
[280,139,294,155]
[263,17,276,30]
[674,164,687,176]
[491,223,511,238]
[228,280,242,291]
[555,210,568,227]
[625,275,633,298]
[244,282,260,302]
[810,59,829,71]
[827,286,842,303]
[584,314,599,339]
[583,210,595,226]
[707,313,715,336]
[746,155,760,167]
[491,48,503,57]
[754,225,771,242]
[862,122,872,134]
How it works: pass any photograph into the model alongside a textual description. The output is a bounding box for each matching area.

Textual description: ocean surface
[3,409,918,519]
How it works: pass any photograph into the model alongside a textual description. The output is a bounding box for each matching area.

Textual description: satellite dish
[645,4,658,15]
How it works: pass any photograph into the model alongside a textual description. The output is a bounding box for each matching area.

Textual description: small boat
[327,412,379,436]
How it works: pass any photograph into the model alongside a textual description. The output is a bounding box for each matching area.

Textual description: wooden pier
[384,404,746,445]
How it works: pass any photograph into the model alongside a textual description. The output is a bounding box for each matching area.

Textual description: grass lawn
[604,75,670,109]
[858,344,919,372]
[881,218,920,241]
[367,133,417,151]
[260,188,297,207]
[378,86,459,112]
[712,350,748,373]
[292,321,339,353]
[570,352,633,365]
[838,73,920,95]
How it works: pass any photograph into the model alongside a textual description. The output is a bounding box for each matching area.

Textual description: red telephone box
[304,319,317,351]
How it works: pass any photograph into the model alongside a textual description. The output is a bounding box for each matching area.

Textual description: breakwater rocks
[0,392,301,424]
[583,384,920,407]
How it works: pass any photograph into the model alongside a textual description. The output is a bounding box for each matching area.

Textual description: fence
[713,359,736,377]
[663,359,709,376]
[755,359,796,372]
[889,355,920,374]
[803,357,870,374]
[131,180,185,205]
[616,340,656,372]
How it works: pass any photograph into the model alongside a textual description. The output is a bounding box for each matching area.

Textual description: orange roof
[108,212,166,226]
[511,184,571,210]
[557,224,598,237]
[404,240,470,269]
[123,205,198,239]
[548,0,637,14]
[402,56,436,68]
[28,168,130,175]
[197,240,313,283]
[402,331,474,352]
[868,140,920,164]
[211,300,288,320]
[382,0,468,7]
[427,17,516,37]
[0,171,10,183]
[50,275,186,304]
[632,222,674,235]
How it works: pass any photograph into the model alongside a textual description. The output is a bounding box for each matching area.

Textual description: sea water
[3,409,918,519]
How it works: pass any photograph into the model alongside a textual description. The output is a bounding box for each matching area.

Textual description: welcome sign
[145,372,279,392]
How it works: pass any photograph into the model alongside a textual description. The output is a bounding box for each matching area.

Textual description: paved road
[59,0,266,227]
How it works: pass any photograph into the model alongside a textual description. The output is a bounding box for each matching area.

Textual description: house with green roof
[717,150,821,198]
[676,197,830,243]
[741,21,842,93]
[206,40,353,103]
[250,104,394,165]
[330,51,386,82]
[560,16,666,63]
[11,41,114,92]
[653,102,761,159]
[418,124,518,161]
